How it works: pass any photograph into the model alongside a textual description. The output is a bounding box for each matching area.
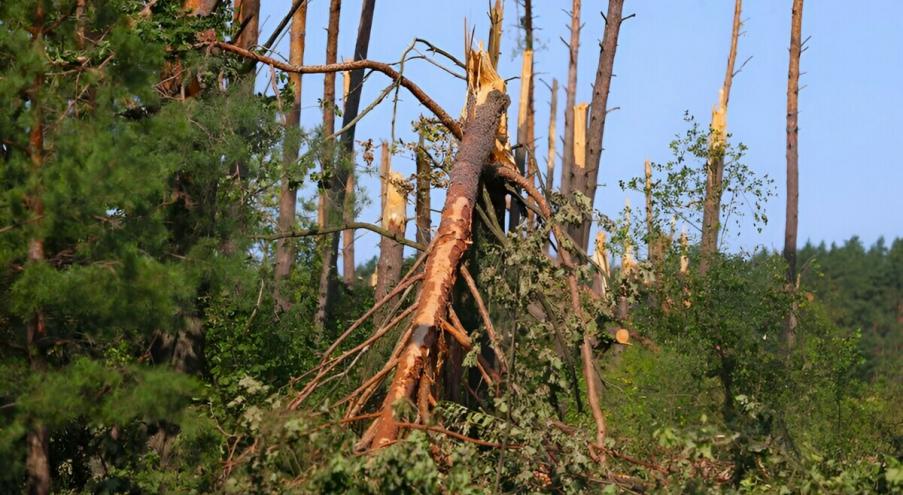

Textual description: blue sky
[257,0,903,266]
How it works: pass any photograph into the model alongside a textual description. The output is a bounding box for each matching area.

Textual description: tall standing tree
[560,0,581,199]
[573,0,626,250]
[314,0,342,332]
[784,0,804,345]
[2,3,272,491]
[338,0,377,286]
[510,0,535,229]
[699,0,742,274]
[275,0,309,309]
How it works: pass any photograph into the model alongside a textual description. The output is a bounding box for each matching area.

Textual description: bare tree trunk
[342,174,356,284]
[545,79,558,195]
[544,78,558,255]
[233,0,260,73]
[575,0,625,251]
[560,0,581,198]
[358,89,510,451]
[314,0,342,332]
[644,159,659,263]
[699,0,742,274]
[581,335,607,462]
[509,51,533,229]
[274,1,308,309]
[375,162,407,313]
[25,4,51,493]
[337,0,377,287]
[510,0,536,229]
[784,0,804,347]
[415,134,431,245]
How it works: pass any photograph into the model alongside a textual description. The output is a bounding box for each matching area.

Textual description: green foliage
[620,112,774,245]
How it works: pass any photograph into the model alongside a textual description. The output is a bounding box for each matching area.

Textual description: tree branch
[209,41,463,139]
[261,222,425,251]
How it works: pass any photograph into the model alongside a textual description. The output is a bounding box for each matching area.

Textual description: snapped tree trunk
[274,1,308,309]
[358,87,510,451]
[644,159,661,264]
[784,0,804,347]
[509,0,536,229]
[375,165,407,316]
[699,0,742,274]
[560,0,581,198]
[575,0,626,251]
[314,0,342,332]
[415,134,432,245]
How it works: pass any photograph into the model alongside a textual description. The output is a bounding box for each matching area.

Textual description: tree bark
[358,89,510,451]
[375,164,407,316]
[184,0,219,16]
[510,0,536,229]
[560,0,581,198]
[644,159,660,263]
[274,1,308,309]
[784,0,804,347]
[337,0,377,287]
[26,4,51,493]
[699,0,742,274]
[415,134,432,245]
[509,47,533,229]
[544,78,558,255]
[314,0,342,332]
[581,335,607,462]
[575,0,625,251]
[233,0,260,72]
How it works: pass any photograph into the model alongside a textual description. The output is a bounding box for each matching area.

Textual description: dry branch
[210,41,463,139]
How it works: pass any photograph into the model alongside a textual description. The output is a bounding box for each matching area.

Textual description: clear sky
[257,0,903,266]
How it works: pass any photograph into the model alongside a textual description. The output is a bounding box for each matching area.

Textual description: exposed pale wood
[357,60,509,449]
[700,0,743,274]
[560,0,581,198]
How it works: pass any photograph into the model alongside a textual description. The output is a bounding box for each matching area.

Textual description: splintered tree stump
[357,89,510,451]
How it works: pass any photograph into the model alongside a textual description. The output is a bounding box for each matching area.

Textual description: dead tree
[699,0,742,274]
[415,134,432,245]
[573,0,626,250]
[337,0,378,286]
[509,0,536,229]
[560,0,581,198]
[274,1,309,309]
[784,0,804,346]
[314,0,342,332]
[644,159,661,264]
[544,78,558,255]
[546,79,558,196]
[375,155,407,316]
